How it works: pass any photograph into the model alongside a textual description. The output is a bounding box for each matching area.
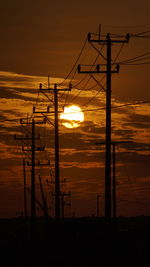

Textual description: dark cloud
[0,86,37,101]
[113,128,136,139]
[124,112,150,129]
[81,121,104,134]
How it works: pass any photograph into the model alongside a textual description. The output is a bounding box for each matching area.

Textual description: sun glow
[60,105,84,128]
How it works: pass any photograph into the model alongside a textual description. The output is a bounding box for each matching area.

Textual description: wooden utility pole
[79,32,129,220]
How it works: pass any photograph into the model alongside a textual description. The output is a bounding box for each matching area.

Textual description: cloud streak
[0,64,150,217]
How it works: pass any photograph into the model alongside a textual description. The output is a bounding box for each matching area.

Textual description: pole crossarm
[96,140,133,145]
[22,146,45,152]
[26,161,42,167]
[20,118,46,125]
[37,160,50,166]
[26,160,50,167]
[14,134,40,141]
[46,178,66,185]
[78,64,101,74]
[33,106,51,114]
[78,63,119,74]
[88,32,130,44]
[39,83,72,92]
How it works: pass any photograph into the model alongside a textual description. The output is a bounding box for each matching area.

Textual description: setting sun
[60,105,84,128]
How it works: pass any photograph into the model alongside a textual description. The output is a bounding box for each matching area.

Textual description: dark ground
[0,216,149,266]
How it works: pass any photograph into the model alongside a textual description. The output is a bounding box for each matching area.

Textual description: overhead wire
[60,100,150,114]
[121,62,150,65]
[2,28,150,125]
[62,40,105,106]
[57,36,88,86]
[68,45,105,105]
[118,52,150,64]
[2,100,150,125]
[60,24,103,89]
[80,39,126,107]
[102,23,150,29]
[57,36,92,105]
[122,56,150,64]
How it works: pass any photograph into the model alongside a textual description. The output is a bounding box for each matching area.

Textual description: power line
[57,36,88,86]
[121,62,150,65]
[2,100,150,124]
[102,23,150,29]
[118,52,150,64]
[68,46,105,104]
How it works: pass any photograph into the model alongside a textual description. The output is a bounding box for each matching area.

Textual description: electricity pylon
[78,31,129,220]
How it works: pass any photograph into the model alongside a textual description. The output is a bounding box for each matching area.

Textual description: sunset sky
[0,0,150,218]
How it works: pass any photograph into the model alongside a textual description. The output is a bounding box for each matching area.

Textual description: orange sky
[0,0,150,218]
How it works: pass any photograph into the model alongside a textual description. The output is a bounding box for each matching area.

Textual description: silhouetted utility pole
[60,191,71,220]
[39,175,49,218]
[111,141,133,219]
[15,117,46,240]
[79,32,129,220]
[54,84,60,221]
[96,194,101,217]
[112,143,116,220]
[26,186,45,211]
[96,140,132,219]
[23,158,27,220]
[39,83,72,222]
[31,119,36,230]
